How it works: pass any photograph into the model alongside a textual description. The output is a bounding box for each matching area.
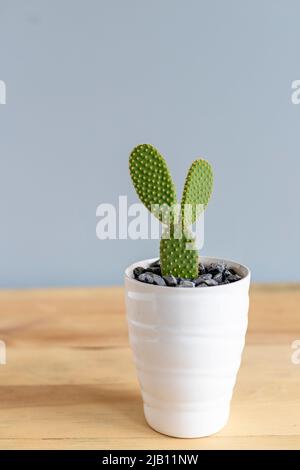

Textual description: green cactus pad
[160,226,199,278]
[181,159,213,226]
[129,144,177,222]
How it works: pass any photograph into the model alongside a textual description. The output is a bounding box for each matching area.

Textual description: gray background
[0,0,299,288]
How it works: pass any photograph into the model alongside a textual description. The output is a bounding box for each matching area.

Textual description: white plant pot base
[125,256,251,439]
[144,403,230,438]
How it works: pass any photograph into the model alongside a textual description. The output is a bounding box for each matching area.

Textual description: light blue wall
[0,0,299,287]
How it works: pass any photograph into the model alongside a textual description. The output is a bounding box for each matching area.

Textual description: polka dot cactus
[160,226,199,278]
[181,159,214,226]
[129,144,177,222]
[129,144,214,279]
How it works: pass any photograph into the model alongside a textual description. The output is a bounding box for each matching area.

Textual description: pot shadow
[0,383,149,434]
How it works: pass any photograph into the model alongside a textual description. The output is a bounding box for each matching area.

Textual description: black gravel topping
[133,261,242,287]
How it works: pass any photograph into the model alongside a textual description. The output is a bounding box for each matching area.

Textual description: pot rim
[125,256,251,292]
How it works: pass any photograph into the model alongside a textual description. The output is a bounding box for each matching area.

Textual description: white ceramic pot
[125,256,250,438]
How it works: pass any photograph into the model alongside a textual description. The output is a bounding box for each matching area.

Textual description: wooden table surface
[0,285,299,450]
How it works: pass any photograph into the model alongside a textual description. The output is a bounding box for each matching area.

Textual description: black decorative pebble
[203,278,219,287]
[151,273,166,286]
[226,274,241,282]
[207,263,226,276]
[138,272,154,284]
[194,273,212,285]
[134,261,243,288]
[133,266,145,278]
[198,263,206,275]
[146,266,162,275]
[223,269,232,277]
[179,280,195,288]
[213,272,223,283]
[163,275,177,287]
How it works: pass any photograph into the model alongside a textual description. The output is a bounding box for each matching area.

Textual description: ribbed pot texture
[125,256,250,438]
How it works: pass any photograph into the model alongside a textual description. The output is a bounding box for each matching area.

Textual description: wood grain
[0,285,299,450]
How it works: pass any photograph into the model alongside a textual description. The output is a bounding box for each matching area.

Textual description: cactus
[129,144,213,279]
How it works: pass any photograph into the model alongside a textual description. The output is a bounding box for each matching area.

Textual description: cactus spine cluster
[129,144,213,279]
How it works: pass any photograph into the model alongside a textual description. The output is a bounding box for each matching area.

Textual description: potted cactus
[125,144,250,438]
